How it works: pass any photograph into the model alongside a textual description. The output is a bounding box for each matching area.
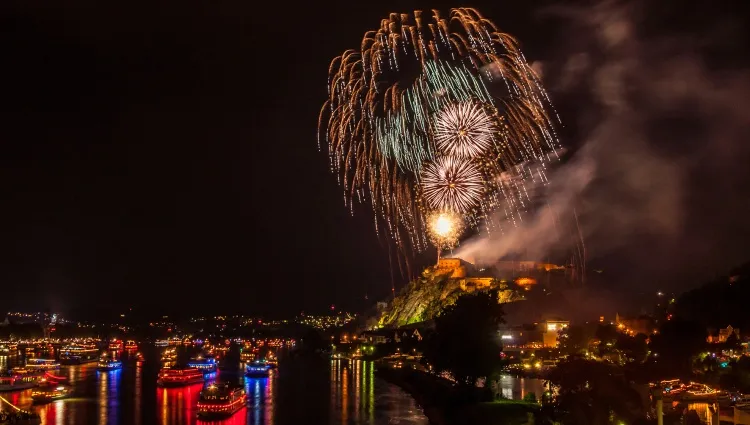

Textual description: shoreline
[376,366,539,425]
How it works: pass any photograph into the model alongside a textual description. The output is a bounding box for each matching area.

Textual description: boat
[135,352,145,362]
[155,339,170,347]
[25,359,60,371]
[160,347,177,362]
[157,367,205,387]
[97,357,123,371]
[264,352,278,368]
[197,383,246,418]
[245,361,271,378]
[31,384,72,404]
[239,350,255,363]
[187,355,217,373]
[108,339,124,351]
[124,340,138,350]
[59,344,98,364]
[0,342,18,355]
[0,370,39,392]
[683,383,725,401]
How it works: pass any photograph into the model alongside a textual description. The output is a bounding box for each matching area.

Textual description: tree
[548,358,645,425]
[615,333,649,363]
[558,324,589,356]
[649,318,706,377]
[422,290,505,391]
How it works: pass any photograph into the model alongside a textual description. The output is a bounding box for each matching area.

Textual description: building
[707,325,740,344]
[499,319,569,349]
[542,320,569,348]
[434,258,498,292]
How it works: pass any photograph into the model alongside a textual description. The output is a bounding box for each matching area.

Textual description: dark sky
[1,0,748,319]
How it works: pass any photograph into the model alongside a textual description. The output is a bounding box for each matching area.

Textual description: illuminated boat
[97,358,123,371]
[31,384,72,403]
[124,340,138,351]
[155,339,169,347]
[245,361,270,378]
[157,367,205,387]
[25,358,60,371]
[108,339,124,351]
[0,370,39,392]
[239,350,255,363]
[135,352,145,362]
[682,383,725,401]
[197,384,246,418]
[187,355,217,373]
[265,352,278,368]
[59,344,98,364]
[160,347,177,362]
[0,342,18,355]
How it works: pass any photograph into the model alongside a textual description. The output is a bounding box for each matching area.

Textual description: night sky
[2,0,748,319]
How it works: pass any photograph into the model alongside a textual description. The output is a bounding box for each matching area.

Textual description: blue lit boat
[97,358,122,371]
[245,361,270,378]
[187,355,217,373]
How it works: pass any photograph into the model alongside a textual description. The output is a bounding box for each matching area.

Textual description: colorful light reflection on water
[0,352,428,425]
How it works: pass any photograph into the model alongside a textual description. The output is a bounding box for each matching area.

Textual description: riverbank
[376,366,539,425]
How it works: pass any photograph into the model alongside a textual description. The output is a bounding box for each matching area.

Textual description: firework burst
[427,210,464,251]
[421,156,484,213]
[435,102,495,158]
[319,8,561,253]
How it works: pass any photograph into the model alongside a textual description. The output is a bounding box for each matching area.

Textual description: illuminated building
[499,319,569,350]
[707,325,740,344]
[542,320,569,348]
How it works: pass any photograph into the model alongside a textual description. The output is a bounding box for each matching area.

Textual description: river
[0,349,429,425]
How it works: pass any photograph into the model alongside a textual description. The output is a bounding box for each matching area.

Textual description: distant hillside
[376,258,523,328]
[674,261,750,329]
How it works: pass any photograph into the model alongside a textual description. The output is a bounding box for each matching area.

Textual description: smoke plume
[457,0,750,289]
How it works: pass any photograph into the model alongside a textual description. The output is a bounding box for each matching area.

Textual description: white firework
[434,102,495,158]
[421,156,484,213]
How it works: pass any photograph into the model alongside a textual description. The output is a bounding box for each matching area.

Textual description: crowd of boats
[0,338,283,420]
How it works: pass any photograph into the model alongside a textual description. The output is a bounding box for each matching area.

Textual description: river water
[0,350,429,425]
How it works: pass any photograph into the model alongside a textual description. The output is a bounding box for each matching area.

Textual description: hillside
[377,258,523,328]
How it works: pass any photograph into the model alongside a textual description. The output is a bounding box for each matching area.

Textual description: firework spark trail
[320,8,562,254]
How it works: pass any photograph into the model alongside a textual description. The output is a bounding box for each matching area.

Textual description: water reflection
[2,351,431,425]
[330,359,427,425]
[497,374,546,400]
[157,383,202,425]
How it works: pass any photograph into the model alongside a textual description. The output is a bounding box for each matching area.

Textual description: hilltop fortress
[375,257,573,328]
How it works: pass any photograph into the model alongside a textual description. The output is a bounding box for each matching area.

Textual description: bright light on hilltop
[427,211,464,261]
[433,214,454,237]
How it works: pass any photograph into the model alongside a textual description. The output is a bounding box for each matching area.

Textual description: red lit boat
[156,367,205,387]
[124,340,138,351]
[197,384,246,418]
[108,339,124,351]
